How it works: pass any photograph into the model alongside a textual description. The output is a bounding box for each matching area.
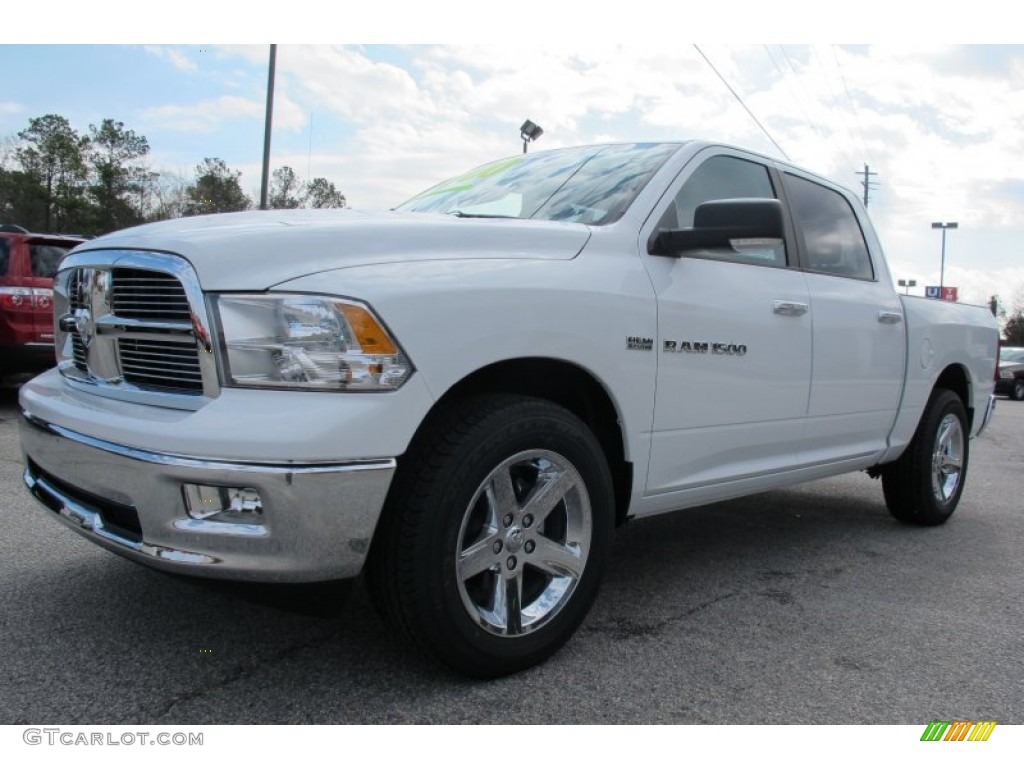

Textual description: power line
[831,45,869,161]
[762,45,826,142]
[809,44,861,172]
[779,45,860,169]
[693,44,790,161]
[779,45,802,79]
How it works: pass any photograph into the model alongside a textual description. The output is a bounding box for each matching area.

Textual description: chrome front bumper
[20,412,395,582]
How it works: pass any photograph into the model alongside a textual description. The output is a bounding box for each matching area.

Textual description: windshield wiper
[446,210,518,219]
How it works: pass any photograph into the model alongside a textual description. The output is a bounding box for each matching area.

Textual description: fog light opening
[182,484,263,523]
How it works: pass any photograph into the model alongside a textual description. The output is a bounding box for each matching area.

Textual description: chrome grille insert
[118,338,203,393]
[111,268,192,321]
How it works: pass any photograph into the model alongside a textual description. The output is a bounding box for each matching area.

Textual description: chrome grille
[55,252,216,406]
[118,338,204,393]
[111,268,191,321]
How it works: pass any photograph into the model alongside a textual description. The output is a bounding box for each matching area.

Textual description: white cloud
[144,45,198,73]
[141,93,305,134]
[138,43,1024,307]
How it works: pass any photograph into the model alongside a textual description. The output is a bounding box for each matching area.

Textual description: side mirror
[652,198,785,256]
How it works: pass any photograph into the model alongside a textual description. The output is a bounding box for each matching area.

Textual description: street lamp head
[932,221,959,229]
[520,120,543,143]
[520,119,544,154]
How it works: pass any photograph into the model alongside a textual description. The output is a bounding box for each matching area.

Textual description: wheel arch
[410,357,633,527]
[933,363,973,428]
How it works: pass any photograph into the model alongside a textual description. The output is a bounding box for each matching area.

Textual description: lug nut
[525,540,535,554]
[493,541,503,554]
[507,556,517,569]
[523,514,534,528]
[503,514,514,527]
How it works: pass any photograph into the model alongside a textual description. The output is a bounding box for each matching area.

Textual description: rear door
[781,172,904,464]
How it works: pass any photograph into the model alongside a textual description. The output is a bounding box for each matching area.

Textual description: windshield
[1000,347,1024,364]
[397,142,682,226]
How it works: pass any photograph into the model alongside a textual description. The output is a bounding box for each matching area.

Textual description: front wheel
[366,394,614,677]
[881,388,969,526]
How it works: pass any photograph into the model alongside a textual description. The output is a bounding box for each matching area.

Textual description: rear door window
[784,174,874,280]
[28,242,72,278]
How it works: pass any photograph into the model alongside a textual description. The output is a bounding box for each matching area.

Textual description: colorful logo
[920,720,996,742]
[924,286,959,302]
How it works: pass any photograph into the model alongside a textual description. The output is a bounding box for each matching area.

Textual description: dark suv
[995,346,1024,401]
[0,226,84,375]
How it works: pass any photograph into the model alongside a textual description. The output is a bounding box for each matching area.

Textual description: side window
[785,173,874,280]
[0,240,9,276]
[657,155,785,267]
[29,243,71,278]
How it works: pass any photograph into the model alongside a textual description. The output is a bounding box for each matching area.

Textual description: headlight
[999,369,1014,380]
[213,294,412,391]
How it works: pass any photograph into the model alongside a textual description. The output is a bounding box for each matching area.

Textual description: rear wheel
[881,388,968,526]
[366,394,613,678]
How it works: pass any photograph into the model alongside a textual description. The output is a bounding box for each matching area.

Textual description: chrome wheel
[367,394,613,676]
[456,449,592,637]
[931,413,964,503]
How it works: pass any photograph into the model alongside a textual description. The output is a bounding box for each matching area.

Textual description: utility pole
[259,44,277,211]
[932,221,958,294]
[856,164,878,208]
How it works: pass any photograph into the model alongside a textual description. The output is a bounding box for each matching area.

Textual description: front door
[640,150,813,500]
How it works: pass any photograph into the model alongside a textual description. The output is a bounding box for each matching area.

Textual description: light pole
[259,44,277,211]
[931,221,958,294]
[898,278,916,295]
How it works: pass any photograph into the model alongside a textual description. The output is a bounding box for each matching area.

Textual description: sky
[2,5,1023,311]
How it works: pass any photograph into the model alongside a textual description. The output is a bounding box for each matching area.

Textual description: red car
[0,226,84,375]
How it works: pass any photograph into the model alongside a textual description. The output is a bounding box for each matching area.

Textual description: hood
[69,209,591,290]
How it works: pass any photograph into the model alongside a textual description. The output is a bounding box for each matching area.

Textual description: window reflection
[398,143,681,226]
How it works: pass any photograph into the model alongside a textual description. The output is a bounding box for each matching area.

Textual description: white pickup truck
[19,141,998,677]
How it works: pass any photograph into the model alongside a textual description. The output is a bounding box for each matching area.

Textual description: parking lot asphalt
[1,383,1021,724]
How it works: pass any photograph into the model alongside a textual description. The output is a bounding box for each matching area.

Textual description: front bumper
[20,412,395,582]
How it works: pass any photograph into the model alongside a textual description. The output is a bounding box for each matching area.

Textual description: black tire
[881,388,969,526]
[366,394,614,678]
[1011,378,1024,401]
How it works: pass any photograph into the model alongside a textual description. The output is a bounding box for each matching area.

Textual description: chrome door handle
[772,300,809,317]
[878,311,903,324]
